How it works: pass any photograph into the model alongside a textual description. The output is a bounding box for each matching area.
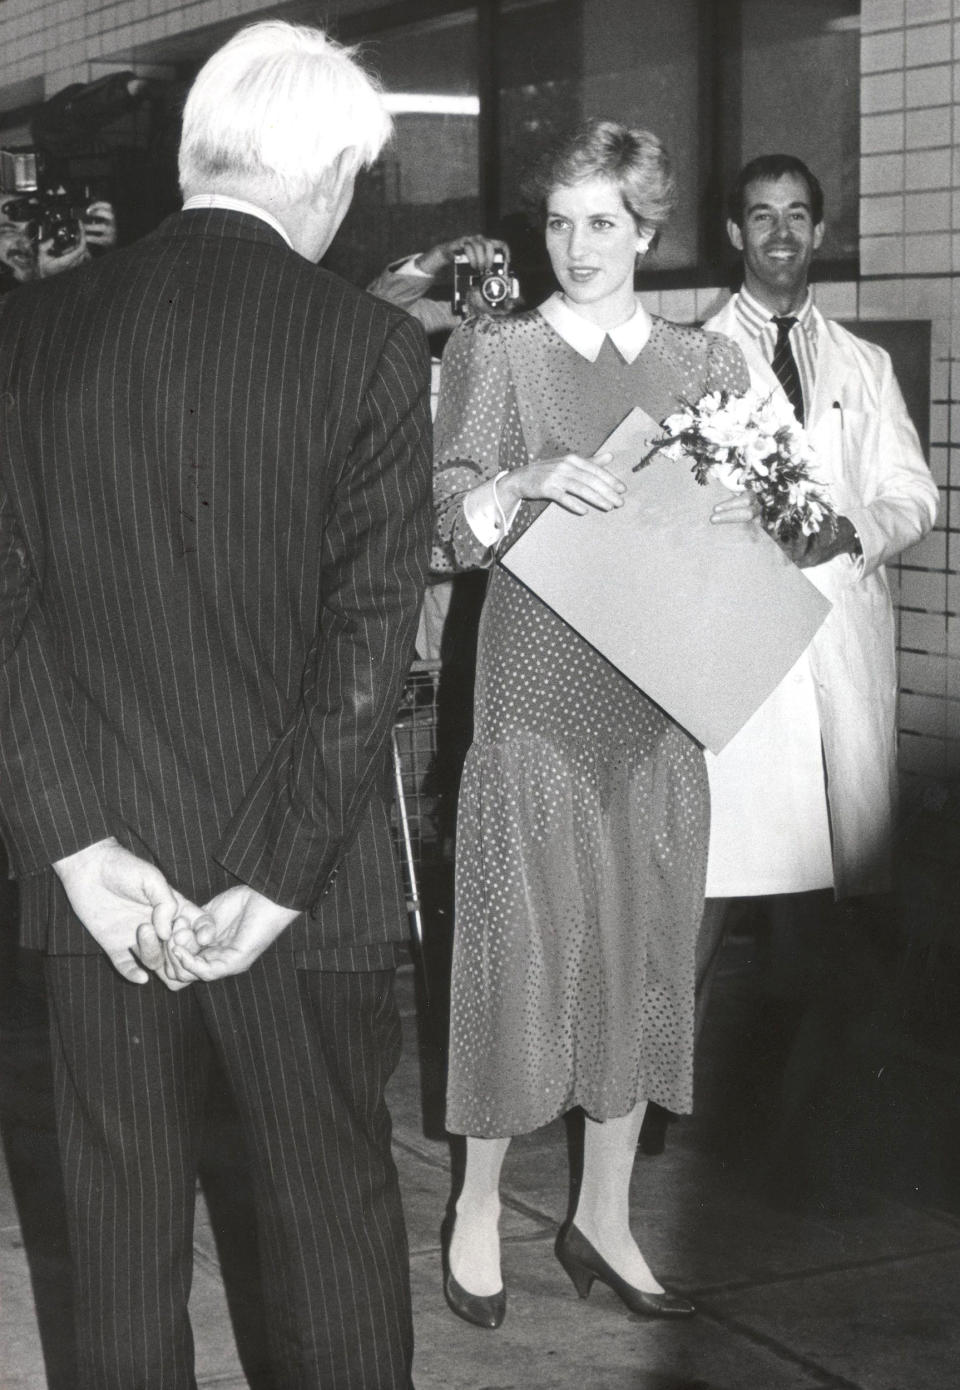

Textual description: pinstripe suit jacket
[0,209,433,964]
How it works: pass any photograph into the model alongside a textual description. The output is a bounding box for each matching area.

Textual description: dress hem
[446,1087,693,1140]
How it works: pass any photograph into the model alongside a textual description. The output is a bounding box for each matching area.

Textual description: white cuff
[390,255,433,279]
[463,472,520,547]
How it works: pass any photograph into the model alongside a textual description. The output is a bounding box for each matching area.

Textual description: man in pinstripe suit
[0,22,432,1389]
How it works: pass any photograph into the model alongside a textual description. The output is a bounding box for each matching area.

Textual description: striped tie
[772,316,804,425]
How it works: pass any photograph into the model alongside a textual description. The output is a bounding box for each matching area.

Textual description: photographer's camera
[1,147,88,270]
[451,251,519,317]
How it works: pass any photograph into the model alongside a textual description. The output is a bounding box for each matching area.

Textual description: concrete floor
[3,858,960,1389]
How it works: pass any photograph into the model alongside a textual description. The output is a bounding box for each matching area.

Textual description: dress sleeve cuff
[463,472,521,547]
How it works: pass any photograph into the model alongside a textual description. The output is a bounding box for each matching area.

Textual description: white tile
[863,70,904,113]
[862,29,907,72]
[861,193,905,234]
[862,111,906,153]
[901,648,949,694]
[905,105,951,147]
[927,446,950,487]
[861,0,906,29]
[906,0,952,20]
[812,281,858,319]
[900,568,949,610]
[930,403,949,442]
[905,232,953,271]
[860,236,906,276]
[905,21,953,64]
[858,276,907,317]
[862,152,907,194]
[904,147,952,188]
[906,63,953,108]
[900,690,950,736]
[901,608,949,650]
[905,190,951,231]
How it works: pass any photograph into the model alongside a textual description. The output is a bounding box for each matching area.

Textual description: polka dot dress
[434,310,750,1138]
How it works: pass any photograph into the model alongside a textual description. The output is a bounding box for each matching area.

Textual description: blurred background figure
[369,230,518,665]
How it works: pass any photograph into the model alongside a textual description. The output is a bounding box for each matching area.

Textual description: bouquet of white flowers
[637,387,837,544]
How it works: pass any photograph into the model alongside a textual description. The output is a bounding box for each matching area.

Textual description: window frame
[333,0,859,291]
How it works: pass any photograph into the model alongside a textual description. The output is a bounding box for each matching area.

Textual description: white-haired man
[0,21,432,1389]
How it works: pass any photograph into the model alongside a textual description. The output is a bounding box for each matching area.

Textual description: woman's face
[544,176,648,326]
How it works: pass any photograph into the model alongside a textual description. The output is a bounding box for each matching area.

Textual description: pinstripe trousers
[44,952,413,1390]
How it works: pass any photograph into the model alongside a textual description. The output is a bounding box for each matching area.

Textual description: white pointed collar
[538,291,652,363]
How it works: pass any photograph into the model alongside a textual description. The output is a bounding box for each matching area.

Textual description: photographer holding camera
[0,146,117,291]
[0,185,117,290]
[368,231,519,335]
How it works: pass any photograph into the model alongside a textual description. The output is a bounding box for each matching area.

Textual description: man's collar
[736,284,815,338]
[181,194,292,249]
[538,291,652,363]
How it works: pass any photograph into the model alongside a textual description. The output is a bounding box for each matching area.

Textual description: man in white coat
[696,154,938,1025]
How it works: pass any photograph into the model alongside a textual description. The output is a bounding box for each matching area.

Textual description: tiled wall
[0,0,957,805]
[0,0,269,95]
[861,0,957,801]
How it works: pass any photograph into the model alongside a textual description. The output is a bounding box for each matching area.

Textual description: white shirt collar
[181,194,292,248]
[737,284,816,337]
[538,291,652,363]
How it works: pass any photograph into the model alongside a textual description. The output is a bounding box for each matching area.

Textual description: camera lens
[480,273,509,306]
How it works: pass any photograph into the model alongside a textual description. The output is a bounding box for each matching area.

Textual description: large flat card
[501,407,832,753]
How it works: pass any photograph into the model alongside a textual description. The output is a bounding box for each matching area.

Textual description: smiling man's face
[727,172,824,315]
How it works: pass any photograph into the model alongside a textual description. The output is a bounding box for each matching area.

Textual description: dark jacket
[0,208,433,964]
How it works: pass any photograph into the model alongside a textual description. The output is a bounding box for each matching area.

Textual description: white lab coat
[702,297,938,898]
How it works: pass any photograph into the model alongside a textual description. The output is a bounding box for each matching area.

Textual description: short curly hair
[727,155,824,228]
[524,119,676,237]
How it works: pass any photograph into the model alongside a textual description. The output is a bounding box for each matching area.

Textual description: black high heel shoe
[441,1217,506,1330]
[555,1223,695,1319]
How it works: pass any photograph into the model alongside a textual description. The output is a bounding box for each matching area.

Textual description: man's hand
[37,223,90,279]
[414,233,508,279]
[163,885,299,983]
[81,200,117,250]
[778,514,860,568]
[134,892,219,991]
[53,837,204,986]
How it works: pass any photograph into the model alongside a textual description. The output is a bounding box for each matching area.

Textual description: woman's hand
[709,494,761,526]
[497,451,625,516]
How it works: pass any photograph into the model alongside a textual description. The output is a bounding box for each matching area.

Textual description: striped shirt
[733,285,818,418]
